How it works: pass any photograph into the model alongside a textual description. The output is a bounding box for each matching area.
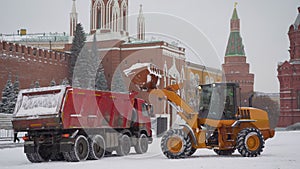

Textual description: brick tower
[222,4,254,97]
[277,7,300,127]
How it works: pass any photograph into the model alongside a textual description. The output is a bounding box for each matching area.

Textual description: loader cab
[198,83,239,120]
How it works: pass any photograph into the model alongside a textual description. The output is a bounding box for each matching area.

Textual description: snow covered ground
[0,131,299,169]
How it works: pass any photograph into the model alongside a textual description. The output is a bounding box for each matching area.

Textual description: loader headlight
[197,85,202,91]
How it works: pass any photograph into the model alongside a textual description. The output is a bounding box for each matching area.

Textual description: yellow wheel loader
[124,63,275,159]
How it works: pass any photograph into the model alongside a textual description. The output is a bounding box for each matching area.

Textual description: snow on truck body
[13,86,66,130]
[12,86,153,162]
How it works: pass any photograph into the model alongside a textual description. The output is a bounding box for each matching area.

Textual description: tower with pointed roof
[90,0,128,39]
[70,0,78,36]
[222,4,254,95]
[277,7,300,127]
[137,4,145,40]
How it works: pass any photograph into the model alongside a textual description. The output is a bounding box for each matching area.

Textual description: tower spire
[225,4,245,56]
[137,4,145,40]
[70,0,78,36]
[222,3,254,95]
[231,3,240,31]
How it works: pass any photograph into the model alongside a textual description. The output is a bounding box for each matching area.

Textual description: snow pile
[286,123,300,131]
[13,86,66,118]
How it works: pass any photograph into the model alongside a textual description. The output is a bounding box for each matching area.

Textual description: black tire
[213,149,235,156]
[161,129,188,159]
[186,147,196,157]
[50,152,65,161]
[237,128,265,157]
[116,134,131,156]
[26,145,51,163]
[134,134,149,154]
[104,150,113,156]
[87,135,106,160]
[63,135,89,162]
[183,133,194,157]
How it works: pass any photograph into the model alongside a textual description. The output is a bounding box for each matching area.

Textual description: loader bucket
[123,63,162,91]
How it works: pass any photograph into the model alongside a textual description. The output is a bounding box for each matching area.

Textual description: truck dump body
[12,85,152,162]
[61,88,136,129]
[13,86,137,131]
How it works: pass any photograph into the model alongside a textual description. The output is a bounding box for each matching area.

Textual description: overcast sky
[0,0,299,93]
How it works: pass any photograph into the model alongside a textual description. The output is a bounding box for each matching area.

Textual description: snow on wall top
[13,86,67,118]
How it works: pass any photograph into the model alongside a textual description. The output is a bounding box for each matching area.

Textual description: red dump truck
[12,86,152,162]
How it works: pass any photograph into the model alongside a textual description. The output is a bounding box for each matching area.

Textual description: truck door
[135,100,152,136]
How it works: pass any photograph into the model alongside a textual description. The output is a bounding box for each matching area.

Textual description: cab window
[142,103,150,117]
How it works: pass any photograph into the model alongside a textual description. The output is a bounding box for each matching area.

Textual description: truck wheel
[116,134,131,156]
[237,128,265,157]
[26,145,51,163]
[50,152,65,161]
[104,150,113,156]
[88,135,105,160]
[213,149,235,156]
[134,134,148,154]
[161,129,187,159]
[63,135,89,162]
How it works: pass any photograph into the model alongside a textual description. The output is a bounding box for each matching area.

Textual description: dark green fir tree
[69,23,86,84]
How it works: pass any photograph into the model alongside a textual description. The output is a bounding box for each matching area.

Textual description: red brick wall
[0,41,69,98]
[222,56,254,94]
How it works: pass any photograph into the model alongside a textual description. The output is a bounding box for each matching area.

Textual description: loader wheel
[88,135,105,160]
[161,129,188,159]
[213,149,235,156]
[26,145,51,163]
[237,128,264,157]
[63,135,89,162]
[116,134,131,156]
[186,147,197,157]
[183,133,194,157]
[134,134,149,154]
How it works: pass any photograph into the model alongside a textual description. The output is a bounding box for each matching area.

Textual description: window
[39,50,42,57]
[9,45,13,52]
[97,11,101,29]
[142,103,149,117]
[33,49,37,56]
